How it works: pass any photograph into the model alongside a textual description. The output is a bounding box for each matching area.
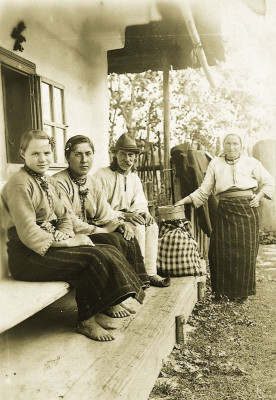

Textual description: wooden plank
[65,277,197,400]
[0,277,70,333]
[0,277,198,400]
[163,55,172,204]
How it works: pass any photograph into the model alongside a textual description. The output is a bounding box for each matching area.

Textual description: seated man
[93,133,170,287]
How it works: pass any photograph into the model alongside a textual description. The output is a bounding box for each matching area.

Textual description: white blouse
[190,155,275,208]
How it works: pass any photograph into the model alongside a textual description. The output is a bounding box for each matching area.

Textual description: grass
[149,247,276,400]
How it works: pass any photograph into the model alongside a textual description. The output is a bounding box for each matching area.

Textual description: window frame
[38,76,68,168]
[0,47,38,173]
[0,46,68,173]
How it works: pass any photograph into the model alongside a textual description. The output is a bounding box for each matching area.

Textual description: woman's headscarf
[219,131,245,157]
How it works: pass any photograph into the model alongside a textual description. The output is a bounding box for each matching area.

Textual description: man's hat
[110,133,140,153]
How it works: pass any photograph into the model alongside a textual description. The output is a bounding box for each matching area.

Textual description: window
[40,78,67,164]
[0,46,67,166]
[1,64,37,163]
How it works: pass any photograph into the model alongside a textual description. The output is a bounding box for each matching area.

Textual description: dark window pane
[2,65,34,163]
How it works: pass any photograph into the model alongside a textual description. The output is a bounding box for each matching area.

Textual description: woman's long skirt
[89,232,149,284]
[7,229,146,322]
[208,197,259,299]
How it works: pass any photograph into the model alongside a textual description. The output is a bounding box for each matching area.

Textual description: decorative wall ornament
[11,21,26,52]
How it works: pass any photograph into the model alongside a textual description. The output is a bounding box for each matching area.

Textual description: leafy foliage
[108,63,273,155]
[109,71,163,147]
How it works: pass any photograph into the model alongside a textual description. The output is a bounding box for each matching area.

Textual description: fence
[137,143,209,261]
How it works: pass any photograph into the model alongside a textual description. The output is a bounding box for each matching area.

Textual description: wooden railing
[138,159,209,262]
[190,207,210,261]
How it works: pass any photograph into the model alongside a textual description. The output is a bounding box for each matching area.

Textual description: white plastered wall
[0,0,161,277]
[0,8,112,277]
[0,24,110,179]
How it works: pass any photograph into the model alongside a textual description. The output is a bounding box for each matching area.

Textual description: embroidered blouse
[190,155,275,208]
[1,168,74,256]
[53,169,123,235]
[93,167,149,213]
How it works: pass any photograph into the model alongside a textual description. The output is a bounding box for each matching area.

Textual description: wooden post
[197,281,206,301]
[175,315,186,344]
[163,55,172,204]
[181,2,216,88]
[147,181,155,217]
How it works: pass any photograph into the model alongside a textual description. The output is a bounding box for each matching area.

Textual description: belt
[218,189,253,200]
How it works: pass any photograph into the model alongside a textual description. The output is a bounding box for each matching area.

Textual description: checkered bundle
[157,220,203,277]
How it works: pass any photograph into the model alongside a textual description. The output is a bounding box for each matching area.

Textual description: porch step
[0,277,70,334]
[0,276,200,400]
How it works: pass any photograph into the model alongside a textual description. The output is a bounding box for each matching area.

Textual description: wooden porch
[0,275,205,400]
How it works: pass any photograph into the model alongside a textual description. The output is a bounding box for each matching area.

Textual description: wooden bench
[0,183,70,334]
[0,278,70,334]
[0,179,206,398]
[0,276,200,400]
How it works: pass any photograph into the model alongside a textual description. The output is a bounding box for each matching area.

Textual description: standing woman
[53,135,149,315]
[175,133,274,300]
[1,130,146,341]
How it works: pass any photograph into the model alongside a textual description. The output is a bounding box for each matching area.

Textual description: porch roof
[108,0,225,74]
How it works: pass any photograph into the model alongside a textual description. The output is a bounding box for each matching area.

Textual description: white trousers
[131,222,159,276]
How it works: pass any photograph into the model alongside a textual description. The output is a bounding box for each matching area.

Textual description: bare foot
[103,304,130,318]
[76,316,115,341]
[121,298,139,314]
[95,313,117,329]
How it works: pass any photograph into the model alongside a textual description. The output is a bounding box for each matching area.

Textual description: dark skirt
[208,197,259,299]
[90,232,149,284]
[7,229,146,322]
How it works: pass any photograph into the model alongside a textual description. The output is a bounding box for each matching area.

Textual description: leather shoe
[149,275,171,287]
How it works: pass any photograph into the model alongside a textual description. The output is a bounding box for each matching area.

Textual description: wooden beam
[181,2,216,88]
[163,55,172,204]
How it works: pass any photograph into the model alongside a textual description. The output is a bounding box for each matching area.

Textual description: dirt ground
[149,244,276,400]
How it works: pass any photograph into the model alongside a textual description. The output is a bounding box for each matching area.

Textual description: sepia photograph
[0,0,275,399]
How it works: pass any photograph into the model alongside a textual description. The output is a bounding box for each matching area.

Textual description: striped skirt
[208,197,259,299]
[90,232,149,283]
[7,229,147,322]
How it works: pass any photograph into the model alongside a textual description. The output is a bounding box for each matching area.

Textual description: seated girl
[1,130,147,341]
[53,135,149,316]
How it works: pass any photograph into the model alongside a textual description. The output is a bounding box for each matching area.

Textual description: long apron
[208,197,259,298]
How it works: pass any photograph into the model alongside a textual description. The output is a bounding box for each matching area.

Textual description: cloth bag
[157,219,203,277]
